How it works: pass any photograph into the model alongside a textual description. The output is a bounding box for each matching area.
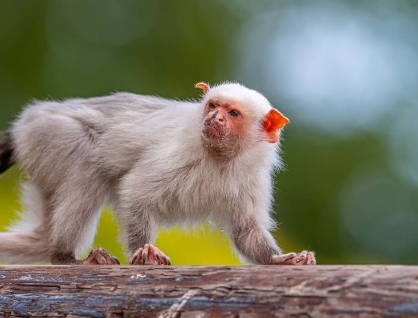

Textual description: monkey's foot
[82,248,120,265]
[271,250,316,265]
[131,244,171,265]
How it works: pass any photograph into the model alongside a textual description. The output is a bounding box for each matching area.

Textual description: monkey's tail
[0,183,50,264]
[0,130,16,174]
[0,232,50,264]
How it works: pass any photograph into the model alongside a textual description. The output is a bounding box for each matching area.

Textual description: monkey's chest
[154,167,239,223]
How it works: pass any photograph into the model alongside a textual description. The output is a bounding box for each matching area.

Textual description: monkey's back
[10,93,200,185]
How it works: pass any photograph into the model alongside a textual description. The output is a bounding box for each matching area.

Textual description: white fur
[0,82,285,264]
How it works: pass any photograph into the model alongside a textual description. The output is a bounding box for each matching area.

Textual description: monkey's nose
[217,116,224,123]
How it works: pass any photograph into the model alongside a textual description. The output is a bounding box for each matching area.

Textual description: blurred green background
[1,0,418,265]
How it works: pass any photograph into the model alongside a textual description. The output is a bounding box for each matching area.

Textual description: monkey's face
[201,99,248,157]
[196,82,290,158]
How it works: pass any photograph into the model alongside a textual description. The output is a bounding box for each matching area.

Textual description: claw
[306,251,316,265]
[296,250,307,262]
[131,244,171,266]
[272,250,316,266]
[142,244,150,264]
[285,252,297,261]
[112,256,120,265]
[82,248,120,265]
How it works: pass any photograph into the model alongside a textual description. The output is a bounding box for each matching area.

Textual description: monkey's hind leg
[48,178,120,265]
[82,248,120,265]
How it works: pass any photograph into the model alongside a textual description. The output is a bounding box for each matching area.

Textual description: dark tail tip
[0,131,15,174]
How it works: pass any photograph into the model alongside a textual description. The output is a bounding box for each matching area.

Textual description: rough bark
[0,265,417,317]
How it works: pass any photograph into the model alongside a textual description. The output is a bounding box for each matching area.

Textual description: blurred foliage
[1,0,418,265]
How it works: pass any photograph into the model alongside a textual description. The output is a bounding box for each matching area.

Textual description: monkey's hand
[131,244,171,265]
[82,248,120,265]
[271,250,316,265]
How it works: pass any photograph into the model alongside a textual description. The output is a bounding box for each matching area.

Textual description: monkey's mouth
[203,125,225,141]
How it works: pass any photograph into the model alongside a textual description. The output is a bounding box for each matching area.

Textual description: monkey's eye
[208,102,216,109]
[229,110,240,117]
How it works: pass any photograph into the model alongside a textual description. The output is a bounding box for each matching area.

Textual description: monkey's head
[196,82,289,159]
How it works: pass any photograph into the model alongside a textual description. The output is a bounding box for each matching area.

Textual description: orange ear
[263,109,290,143]
[195,82,210,94]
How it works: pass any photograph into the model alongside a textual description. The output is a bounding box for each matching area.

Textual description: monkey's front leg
[271,250,316,265]
[116,202,171,266]
[131,243,171,265]
[230,217,316,265]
